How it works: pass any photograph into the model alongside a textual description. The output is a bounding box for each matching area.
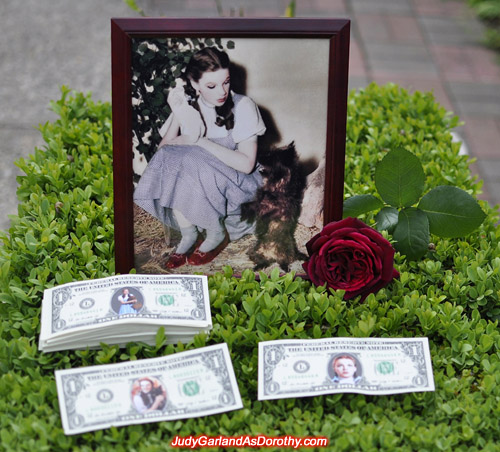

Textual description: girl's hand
[167,86,186,109]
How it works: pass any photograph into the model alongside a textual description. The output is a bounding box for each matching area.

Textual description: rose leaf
[375,206,399,233]
[393,208,430,260]
[343,194,384,219]
[374,148,425,208]
[418,186,486,238]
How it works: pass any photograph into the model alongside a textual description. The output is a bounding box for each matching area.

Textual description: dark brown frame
[111,18,350,274]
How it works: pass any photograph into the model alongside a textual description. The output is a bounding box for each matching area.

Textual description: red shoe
[165,237,203,269]
[187,233,229,266]
[165,252,187,269]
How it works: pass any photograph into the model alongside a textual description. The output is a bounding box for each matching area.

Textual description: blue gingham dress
[133,94,266,240]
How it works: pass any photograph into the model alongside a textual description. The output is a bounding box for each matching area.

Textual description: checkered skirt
[133,131,262,240]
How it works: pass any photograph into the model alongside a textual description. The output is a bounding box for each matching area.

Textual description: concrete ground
[1,0,499,231]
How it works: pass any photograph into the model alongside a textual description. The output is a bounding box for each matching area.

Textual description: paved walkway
[1,0,499,230]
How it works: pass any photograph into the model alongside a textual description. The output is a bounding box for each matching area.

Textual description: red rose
[302,217,399,300]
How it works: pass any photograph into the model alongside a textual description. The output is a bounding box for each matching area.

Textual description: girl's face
[191,68,230,107]
[334,358,357,379]
[140,380,153,393]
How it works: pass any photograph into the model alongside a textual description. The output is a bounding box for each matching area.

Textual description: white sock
[198,228,226,253]
[176,226,199,254]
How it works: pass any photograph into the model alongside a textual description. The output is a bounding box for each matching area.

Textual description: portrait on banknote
[132,377,167,414]
[327,353,363,385]
[111,286,144,316]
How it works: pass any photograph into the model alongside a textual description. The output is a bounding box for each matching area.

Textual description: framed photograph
[112,18,350,275]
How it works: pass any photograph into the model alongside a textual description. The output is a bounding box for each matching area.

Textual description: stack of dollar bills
[39,274,212,352]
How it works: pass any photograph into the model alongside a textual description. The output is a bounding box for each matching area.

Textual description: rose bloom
[302,217,399,300]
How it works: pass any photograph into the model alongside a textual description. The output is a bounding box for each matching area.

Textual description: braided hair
[182,47,235,130]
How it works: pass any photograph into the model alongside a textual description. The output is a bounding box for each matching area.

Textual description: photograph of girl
[132,38,330,274]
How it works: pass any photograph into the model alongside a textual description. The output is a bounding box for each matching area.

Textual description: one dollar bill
[258,337,435,400]
[39,274,211,351]
[55,343,242,434]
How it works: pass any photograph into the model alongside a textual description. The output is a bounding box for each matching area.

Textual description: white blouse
[160,92,266,144]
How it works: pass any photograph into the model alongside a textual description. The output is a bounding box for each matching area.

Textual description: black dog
[241,142,307,271]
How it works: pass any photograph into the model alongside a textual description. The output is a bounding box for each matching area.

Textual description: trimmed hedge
[467,0,500,52]
[0,83,499,451]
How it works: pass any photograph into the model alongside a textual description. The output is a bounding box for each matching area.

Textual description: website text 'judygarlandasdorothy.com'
[171,435,329,449]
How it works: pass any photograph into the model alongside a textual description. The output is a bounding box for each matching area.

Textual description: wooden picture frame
[111,18,350,275]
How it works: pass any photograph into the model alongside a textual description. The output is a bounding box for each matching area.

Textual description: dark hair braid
[183,81,207,131]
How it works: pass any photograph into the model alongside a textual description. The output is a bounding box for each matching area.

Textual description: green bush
[0,83,499,451]
[467,0,500,52]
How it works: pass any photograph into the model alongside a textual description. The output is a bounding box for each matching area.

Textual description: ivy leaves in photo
[131,38,234,163]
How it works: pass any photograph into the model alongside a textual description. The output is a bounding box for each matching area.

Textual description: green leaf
[25,232,38,253]
[270,267,280,281]
[418,186,486,238]
[123,0,146,16]
[151,92,165,107]
[343,194,383,218]
[284,0,296,17]
[375,206,399,233]
[41,198,50,215]
[479,334,494,352]
[325,307,337,327]
[393,208,430,260]
[375,148,425,208]
[155,327,166,349]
